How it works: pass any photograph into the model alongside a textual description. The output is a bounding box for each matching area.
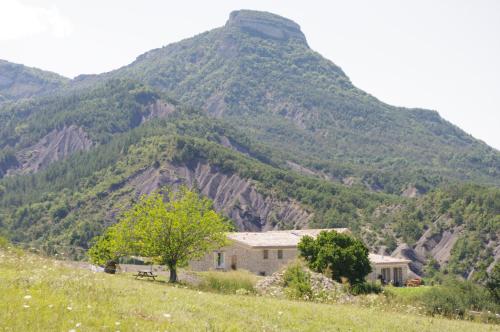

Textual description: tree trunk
[168,264,177,283]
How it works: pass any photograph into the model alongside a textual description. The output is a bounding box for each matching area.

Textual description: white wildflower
[67,306,73,311]
[48,304,54,308]
[23,304,30,308]
[24,295,32,300]
[163,313,171,318]
[115,322,121,326]
[68,329,76,332]
[75,323,81,327]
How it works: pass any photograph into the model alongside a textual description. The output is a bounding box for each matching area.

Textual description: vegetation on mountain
[113,10,500,190]
[486,263,500,304]
[0,60,68,103]
[0,79,166,150]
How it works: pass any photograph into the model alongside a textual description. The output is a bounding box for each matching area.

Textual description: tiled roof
[368,253,411,264]
[227,228,350,248]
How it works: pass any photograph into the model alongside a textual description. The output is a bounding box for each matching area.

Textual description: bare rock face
[413,226,462,266]
[141,100,176,122]
[392,243,426,275]
[401,185,422,198]
[127,162,311,231]
[226,10,308,45]
[391,219,463,276]
[10,125,92,175]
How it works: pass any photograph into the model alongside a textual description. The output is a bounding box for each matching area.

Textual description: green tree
[486,263,500,304]
[89,186,230,282]
[298,230,371,285]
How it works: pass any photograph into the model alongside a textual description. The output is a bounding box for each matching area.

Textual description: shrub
[421,279,499,320]
[0,235,9,249]
[486,263,500,304]
[283,261,313,300]
[198,270,257,294]
[350,281,382,295]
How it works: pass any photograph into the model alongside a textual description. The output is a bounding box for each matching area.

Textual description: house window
[215,252,225,269]
[277,250,283,259]
[263,249,269,259]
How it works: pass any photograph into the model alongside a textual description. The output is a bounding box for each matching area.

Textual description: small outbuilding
[189,228,411,285]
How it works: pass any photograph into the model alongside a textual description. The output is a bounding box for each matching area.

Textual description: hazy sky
[1,0,499,150]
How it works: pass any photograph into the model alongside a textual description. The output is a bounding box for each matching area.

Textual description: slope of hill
[1,248,496,331]
[0,60,69,103]
[108,10,500,191]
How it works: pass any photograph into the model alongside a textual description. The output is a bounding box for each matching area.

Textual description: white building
[189,228,411,285]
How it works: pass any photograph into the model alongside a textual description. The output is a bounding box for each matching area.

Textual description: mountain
[107,10,499,192]
[0,60,69,103]
[0,10,498,279]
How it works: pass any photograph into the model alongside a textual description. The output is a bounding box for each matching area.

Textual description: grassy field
[1,249,499,332]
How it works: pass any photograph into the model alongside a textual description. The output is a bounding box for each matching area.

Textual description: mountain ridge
[0,10,498,279]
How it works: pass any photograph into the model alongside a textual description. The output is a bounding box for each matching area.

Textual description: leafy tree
[89,186,230,282]
[88,230,124,266]
[298,230,371,284]
[486,263,500,304]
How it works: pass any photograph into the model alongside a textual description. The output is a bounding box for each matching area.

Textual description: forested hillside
[0,10,498,279]
[0,60,68,103]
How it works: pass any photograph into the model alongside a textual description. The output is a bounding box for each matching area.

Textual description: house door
[393,267,403,286]
[231,255,237,270]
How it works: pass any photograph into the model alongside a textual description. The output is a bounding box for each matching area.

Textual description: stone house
[189,228,411,285]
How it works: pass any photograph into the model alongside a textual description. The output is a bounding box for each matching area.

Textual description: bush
[283,261,313,300]
[486,263,500,304]
[350,281,382,295]
[198,270,257,294]
[0,235,9,249]
[421,279,499,320]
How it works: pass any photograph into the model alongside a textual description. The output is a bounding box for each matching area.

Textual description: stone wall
[189,242,297,276]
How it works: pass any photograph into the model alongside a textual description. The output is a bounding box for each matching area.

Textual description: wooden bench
[134,270,157,280]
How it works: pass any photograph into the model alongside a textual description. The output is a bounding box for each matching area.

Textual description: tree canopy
[89,186,231,282]
[298,230,371,285]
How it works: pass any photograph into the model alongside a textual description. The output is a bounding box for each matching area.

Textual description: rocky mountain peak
[225,10,308,45]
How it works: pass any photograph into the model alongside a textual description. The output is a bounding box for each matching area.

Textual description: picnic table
[134,270,157,280]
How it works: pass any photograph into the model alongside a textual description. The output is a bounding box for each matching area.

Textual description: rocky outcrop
[141,100,176,122]
[401,185,422,198]
[413,226,462,266]
[127,161,312,231]
[226,10,307,45]
[9,125,92,175]
[392,244,427,275]
[391,219,463,275]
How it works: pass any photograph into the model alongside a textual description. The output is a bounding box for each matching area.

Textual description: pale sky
[1,0,499,150]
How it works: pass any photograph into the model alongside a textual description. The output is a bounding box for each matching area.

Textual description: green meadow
[1,248,498,332]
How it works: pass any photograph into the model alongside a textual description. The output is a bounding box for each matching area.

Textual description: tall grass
[198,270,258,294]
[1,248,498,331]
